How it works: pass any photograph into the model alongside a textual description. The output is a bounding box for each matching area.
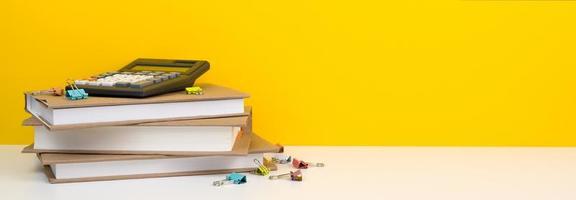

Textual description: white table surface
[2,145,576,200]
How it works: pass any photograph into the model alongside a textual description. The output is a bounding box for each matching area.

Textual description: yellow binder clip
[185,86,203,95]
[252,159,270,176]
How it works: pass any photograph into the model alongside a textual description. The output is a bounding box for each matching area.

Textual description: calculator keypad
[75,72,180,89]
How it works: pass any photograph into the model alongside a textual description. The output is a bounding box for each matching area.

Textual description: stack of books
[21,84,282,183]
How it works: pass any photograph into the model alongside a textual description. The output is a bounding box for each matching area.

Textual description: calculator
[71,58,210,98]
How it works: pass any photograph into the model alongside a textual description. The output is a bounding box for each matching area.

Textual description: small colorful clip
[31,88,64,96]
[269,170,302,181]
[185,86,203,95]
[263,157,274,166]
[292,158,325,169]
[213,172,247,186]
[253,159,270,176]
[272,155,292,164]
[65,80,88,100]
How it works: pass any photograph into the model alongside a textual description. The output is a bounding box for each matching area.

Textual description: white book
[34,126,241,152]
[35,134,282,183]
[24,84,248,126]
[50,154,263,179]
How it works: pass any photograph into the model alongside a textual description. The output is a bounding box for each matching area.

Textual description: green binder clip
[252,159,270,176]
[213,172,247,186]
[269,170,303,181]
[292,158,325,169]
[65,80,88,100]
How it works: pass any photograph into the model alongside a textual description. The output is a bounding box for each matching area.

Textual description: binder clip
[212,172,247,186]
[185,86,203,95]
[30,88,64,96]
[252,159,270,176]
[292,158,325,169]
[269,170,303,181]
[272,155,292,164]
[263,157,274,166]
[65,80,88,100]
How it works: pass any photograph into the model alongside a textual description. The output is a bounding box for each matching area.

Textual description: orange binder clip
[30,88,64,96]
[292,158,325,169]
[269,170,302,181]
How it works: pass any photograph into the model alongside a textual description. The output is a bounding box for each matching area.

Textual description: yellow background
[2,0,576,146]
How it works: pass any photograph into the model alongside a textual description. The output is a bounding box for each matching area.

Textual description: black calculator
[71,58,210,98]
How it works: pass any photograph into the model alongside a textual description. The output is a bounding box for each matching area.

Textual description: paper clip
[272,155,292,164]
[65,80,88,100]
[31,88,64,96]
[212,172,247,186]
[292,158,325,169]
[185,86,203,95]
[269,170,302,181]
[252,159,270,176]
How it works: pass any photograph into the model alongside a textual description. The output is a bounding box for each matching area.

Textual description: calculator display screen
[131,65,190,72]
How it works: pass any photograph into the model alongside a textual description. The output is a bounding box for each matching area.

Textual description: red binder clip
[269,170,302,181]
[292,158,325,169]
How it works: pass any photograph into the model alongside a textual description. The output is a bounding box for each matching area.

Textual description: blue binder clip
[213,172,247,186]
[65,80,88,100]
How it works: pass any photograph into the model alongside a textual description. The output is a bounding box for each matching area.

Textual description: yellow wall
[2,0,576,146]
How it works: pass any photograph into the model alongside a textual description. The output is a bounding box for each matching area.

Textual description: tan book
[25,84,249,129]
[39,134,282,184]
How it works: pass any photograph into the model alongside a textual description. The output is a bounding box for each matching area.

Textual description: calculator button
[152,77,163,83]
[101,82,115,87]
[167,72,179,78]
[114,82,131,87]
[88,81,100,86]
[160,75,170,80]
[130,80,153,88]
[75,80,88,85]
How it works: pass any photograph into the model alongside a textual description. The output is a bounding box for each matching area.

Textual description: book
[24,84,249,128]
[21,114,253,155]
[36,134,282,183]
[34,126,241,152]
[22,106,252,131]
[23,113,250,153]
[22,131,251,155]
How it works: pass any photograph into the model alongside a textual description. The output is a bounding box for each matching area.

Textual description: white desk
[2,146,576,200]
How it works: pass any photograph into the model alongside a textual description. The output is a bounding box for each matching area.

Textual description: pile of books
[22,84,282,183]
